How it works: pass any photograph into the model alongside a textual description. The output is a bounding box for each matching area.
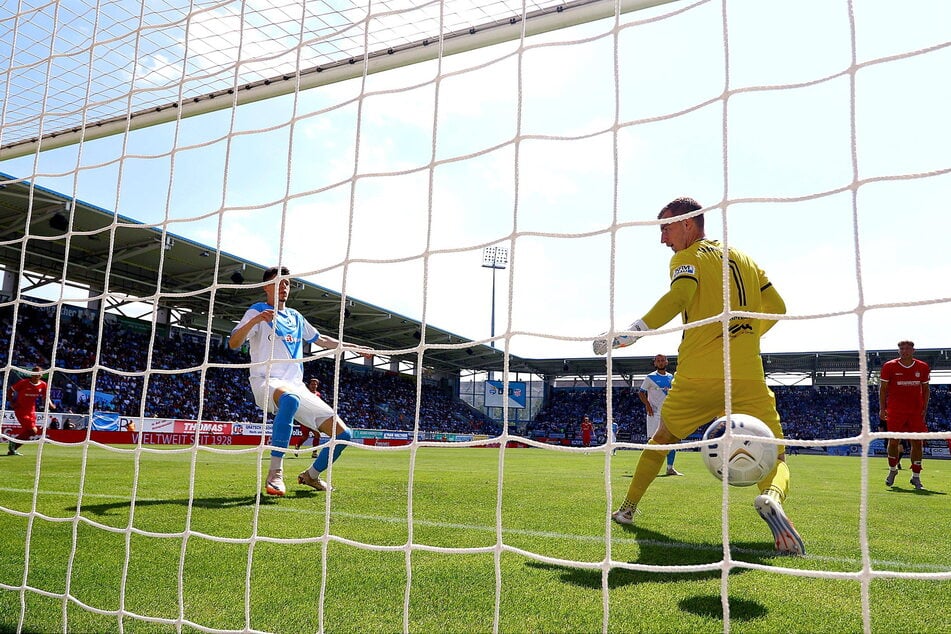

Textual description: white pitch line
[2,486,949,573]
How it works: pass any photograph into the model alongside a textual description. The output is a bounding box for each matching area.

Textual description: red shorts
[885,410,926,433]
[14,410,39,437]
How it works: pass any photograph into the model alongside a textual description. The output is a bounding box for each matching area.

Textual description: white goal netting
[2,0,949,632]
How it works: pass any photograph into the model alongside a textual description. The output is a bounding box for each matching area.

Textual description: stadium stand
[527,384,951,445]
[1,302,498,435]
[2,301,948,441]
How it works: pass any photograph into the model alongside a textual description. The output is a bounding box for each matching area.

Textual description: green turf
[0,444,948,633]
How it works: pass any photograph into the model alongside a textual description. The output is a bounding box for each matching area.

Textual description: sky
[1,0,949,365]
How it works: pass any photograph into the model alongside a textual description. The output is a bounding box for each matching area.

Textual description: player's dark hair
[659,197,704,230]
[262,266,290,282]
[897,340,914,348]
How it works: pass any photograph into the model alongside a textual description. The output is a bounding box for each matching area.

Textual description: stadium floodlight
[481,246,508,350]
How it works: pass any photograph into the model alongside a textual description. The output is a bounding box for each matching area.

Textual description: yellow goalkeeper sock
[621,440,667,509]
[757,459,790,503]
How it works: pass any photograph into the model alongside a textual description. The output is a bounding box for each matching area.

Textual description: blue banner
[484,380,527,409]
[92,411,120,431]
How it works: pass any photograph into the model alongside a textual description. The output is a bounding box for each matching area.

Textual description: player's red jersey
[10,378,47,413]
[581,419,593,446]
[880,359,929,413]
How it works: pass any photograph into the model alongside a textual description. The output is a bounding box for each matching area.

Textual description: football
[701,413,778,487]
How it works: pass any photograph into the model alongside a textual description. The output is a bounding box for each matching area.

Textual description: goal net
[2,0,949,632]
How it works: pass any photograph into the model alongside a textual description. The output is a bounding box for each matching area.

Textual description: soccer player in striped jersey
[638,354,682,476]
[593,197,804,555]
[229,266,371,497]
[879,340,930,489]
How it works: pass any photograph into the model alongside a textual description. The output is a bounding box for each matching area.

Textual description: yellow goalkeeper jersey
[659,238,781,381]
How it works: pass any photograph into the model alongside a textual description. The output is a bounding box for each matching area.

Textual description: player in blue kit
[229,266,372,496]
[638,354,682,476]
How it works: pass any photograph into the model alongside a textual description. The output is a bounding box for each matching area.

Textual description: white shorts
[249,377,337,431]
[646,413,663,438]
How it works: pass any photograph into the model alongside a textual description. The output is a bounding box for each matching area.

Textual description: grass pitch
[0,443,948,633]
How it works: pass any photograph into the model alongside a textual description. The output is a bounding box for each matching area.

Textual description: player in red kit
[581,415,593,450]
[7,366,53,456]
[879,341,930,489]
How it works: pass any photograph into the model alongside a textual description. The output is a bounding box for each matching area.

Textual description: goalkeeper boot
[265,469,286,497]
[754,494,805,556]
[910,475,923,490]
[885,469,897,487]
[298,469,332,492]
[611,503,637,526]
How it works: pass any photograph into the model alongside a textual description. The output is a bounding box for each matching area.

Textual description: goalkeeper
[593,197,804,555]
[229,266,371,497]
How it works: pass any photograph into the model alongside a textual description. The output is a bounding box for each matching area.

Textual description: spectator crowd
[1,303,497,436]
[3,302,949,442]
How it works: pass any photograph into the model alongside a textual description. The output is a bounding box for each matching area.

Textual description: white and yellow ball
[701,414,777,487]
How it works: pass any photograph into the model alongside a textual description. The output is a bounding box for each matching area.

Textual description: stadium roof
[2,172,950,381]
[0,172,518,374]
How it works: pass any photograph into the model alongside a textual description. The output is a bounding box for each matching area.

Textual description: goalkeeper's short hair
[659,197,704,230]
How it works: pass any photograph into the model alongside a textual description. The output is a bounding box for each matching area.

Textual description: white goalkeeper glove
[592,319,649,356]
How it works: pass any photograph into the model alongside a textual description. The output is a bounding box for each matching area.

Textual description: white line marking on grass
[4,486,949,573]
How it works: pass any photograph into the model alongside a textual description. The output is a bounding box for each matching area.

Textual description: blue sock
[270,393,300,458]
[313,428,352,473]
[667,450,676,467]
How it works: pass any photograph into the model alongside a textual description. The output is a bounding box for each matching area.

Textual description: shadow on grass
[526,523,779,590]
[886,486,946,496]
[67,492,305,516]
[527,523,775,622]
[679,594,768,622]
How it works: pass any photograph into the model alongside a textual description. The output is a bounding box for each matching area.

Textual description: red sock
[911,461,922,474]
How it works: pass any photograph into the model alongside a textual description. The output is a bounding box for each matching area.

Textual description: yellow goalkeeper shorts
[660,376,785,453]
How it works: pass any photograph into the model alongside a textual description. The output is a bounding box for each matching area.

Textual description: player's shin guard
[270,393,300,458]
[313,428,352,473]
[757,458,790,503]
[623,440,667,506]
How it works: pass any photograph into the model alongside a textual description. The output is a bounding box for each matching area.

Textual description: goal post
[0,0,680,161]
[1,0,949,631]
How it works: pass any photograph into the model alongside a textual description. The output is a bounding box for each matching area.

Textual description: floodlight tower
[481,246,509,350]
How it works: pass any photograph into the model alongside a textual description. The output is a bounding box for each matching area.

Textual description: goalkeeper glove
[592,319,649,355]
